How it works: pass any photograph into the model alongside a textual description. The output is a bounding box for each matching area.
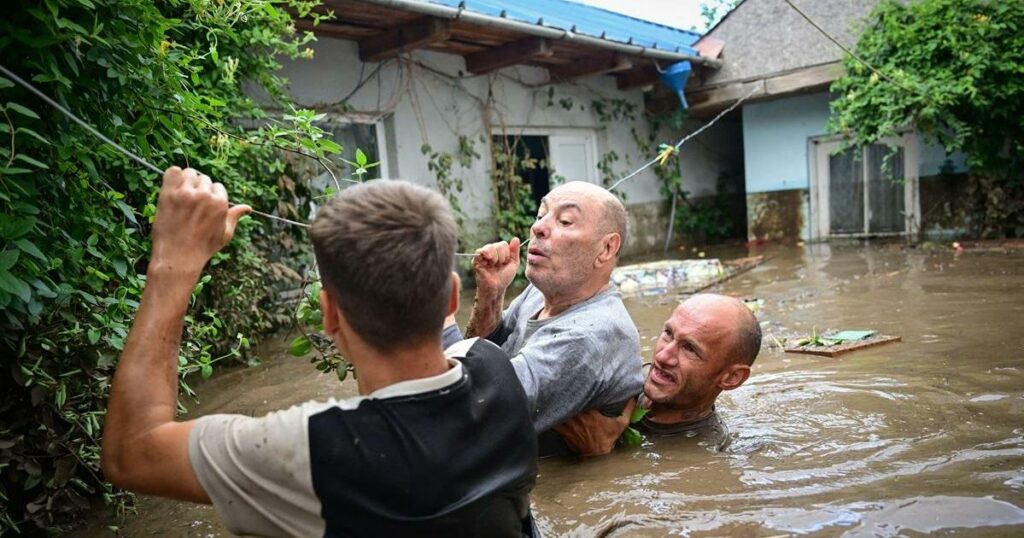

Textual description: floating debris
[612,256,766,297]
[785,329,901,357]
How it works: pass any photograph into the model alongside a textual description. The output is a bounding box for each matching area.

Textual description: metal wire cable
[1,63,758,255]
[781,0,921,95]
[0,63,311,228]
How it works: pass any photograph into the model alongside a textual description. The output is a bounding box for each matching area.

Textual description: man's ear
[594,232,621,268]
[718,363,751,391]
[321,288,354,354]
[320,289,340,336]
[447,272,460,317]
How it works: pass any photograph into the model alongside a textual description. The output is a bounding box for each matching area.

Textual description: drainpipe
[355,0,722,68]
[663,190,678,252]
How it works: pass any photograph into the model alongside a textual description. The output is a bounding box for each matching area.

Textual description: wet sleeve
[442,323,464,349]
[188,404,327,537]
[509,328,604,433]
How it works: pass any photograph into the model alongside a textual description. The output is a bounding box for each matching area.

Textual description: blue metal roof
[424,0,701,54]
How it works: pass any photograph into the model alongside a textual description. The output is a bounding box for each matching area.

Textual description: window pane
[866,144,905,233]
[314,121,382,184]
[828,148,864,234]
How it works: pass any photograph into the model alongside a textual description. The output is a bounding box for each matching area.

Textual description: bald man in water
[557,293,762,454]
[636,294,761,446]
[443,181,644,455]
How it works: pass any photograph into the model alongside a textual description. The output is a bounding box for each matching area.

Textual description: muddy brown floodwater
[75,243,1024,537]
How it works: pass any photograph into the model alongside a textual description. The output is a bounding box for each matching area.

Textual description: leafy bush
[830,0,1024,237]
[0,0,339,532]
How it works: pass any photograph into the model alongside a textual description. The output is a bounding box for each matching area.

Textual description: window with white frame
[809,133,920,239]
[311,118,388,188]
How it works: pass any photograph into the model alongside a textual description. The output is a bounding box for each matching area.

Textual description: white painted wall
[277,37,664,244]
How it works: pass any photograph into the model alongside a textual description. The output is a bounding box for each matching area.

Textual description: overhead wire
[0,63,312,229]
[781,0,922,96]
[0,60,758,256]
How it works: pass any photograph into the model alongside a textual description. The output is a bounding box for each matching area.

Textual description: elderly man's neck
[537,279,612,320]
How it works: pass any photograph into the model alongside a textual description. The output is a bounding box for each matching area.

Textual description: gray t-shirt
[486,284,644,433]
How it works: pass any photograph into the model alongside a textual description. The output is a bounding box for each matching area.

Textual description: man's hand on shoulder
[554,398,637,457]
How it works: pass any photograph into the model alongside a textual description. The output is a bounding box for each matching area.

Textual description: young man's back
[190,338,536,537]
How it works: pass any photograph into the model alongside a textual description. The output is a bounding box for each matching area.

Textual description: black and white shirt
[188,338,538,537]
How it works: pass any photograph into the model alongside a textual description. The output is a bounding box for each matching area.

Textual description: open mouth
[527,246,548,262]
[649,365,677,385]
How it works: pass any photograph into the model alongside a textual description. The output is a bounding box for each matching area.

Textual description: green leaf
[3,216,37,239]
[14,154,49,169]
[110,258,127,278]
[6,102,40,119]
[114,200,138,225]
[15,239,46,262]
[200,364,213,379]
[288,335,313,357]
[355,148,368,167]
[87,329,100,345]
[0,76,12,89]
[620,426,643,447]
[0,250,18,271]
[15,127,50,146]
[629,406,650,424]
[319,139,342,154]
[0,270,31,303]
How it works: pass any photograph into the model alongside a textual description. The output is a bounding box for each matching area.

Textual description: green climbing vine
[421,134,481,228]
[490,133,541,242]
[0,0,344,532]
[632,108,735,243]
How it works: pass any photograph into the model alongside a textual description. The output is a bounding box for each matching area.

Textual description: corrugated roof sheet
[423,0,701,54]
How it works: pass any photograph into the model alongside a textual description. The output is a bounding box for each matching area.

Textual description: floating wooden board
[785,335,902,358]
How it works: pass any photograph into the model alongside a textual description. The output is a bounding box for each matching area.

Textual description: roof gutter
[354,0,722,68]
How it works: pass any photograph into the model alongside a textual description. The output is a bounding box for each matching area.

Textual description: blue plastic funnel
[660,61,692,109]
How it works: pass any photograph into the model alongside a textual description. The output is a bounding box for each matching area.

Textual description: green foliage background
[830,0,1024,237]
[0,0,337,531]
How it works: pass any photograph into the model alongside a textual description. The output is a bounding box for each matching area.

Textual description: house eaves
[297,0,721,85]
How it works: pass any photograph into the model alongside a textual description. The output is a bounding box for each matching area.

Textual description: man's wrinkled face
[525,185,604,296]
[645,299,738,408]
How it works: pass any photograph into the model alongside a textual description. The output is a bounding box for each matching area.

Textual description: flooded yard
[77,243,1024,536]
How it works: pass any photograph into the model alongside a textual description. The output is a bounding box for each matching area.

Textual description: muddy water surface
[80,244,1024,536]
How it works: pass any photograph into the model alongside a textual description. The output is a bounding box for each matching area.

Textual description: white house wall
[277,36,665,253]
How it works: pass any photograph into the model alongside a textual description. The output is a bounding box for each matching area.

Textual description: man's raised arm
[463,238,521,339]
[101,167,249,503]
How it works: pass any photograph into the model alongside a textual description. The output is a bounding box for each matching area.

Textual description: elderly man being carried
[443,181,644,456]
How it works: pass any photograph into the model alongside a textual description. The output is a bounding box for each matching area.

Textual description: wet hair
[310,180,456,352]
[734,306,763,366]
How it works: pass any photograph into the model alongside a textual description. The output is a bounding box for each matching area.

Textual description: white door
[547,134,598,184]
[810,134,920,239]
